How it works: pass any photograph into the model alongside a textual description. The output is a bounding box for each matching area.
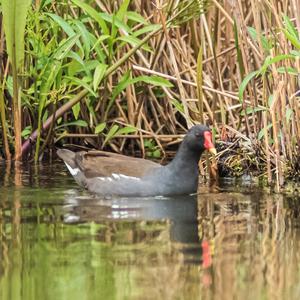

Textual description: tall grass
[0,0,299,187]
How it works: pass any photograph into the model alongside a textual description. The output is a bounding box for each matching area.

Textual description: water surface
[0,162,300,300]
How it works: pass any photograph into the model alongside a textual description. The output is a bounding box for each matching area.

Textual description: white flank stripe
[65,163,80,176]
[119,174,140,181]
[112,173,120,180]
[97,174,141,182]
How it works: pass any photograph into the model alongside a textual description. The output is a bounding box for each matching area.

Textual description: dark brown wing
[74,150,160,178]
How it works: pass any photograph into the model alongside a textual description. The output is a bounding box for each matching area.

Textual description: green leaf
[56,120,88,129]
[268,94,274,108]
[99,12,131,33]
[247,26,271,51]
[282,29,300,50]
[132,75,173,87]
[126,11,148,24]
[111,71,131,101]
[72,102,80,120]
[39,60,61,115]
[152,149,161,158]
[118,35,152,52]
[234,19,245,78]
[65,76,97,97]
[73,20,92,58]
[258,124,273,140]
[239,71,259,102]
[290,50,300,57]
[116,126,137,135]
[103,125,119,146]
[277,66,298,75]
[71,0,109,35]
[90,35,111,52]
[286,108,293,123]
[259,54,296,75]
[133,24,161,37]
[46,13,77,38]
[171,99,184,114]
[95,122,106,134]
[21,126,32,139]
[2,0,31,68]
[53,34,81,60]
[240,106,265,116]
[93,63,107,91]
[247,26,258,40]
[283,15,299,40]
[116,0,130,21]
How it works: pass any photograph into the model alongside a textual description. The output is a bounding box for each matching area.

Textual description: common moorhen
[57,125,216,196]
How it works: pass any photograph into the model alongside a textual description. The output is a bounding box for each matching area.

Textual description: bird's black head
[184,125,216,154]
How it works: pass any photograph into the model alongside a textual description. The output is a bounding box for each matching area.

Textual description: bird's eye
[195,132,202,137]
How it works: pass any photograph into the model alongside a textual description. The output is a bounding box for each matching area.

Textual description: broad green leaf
[93,63,107,91]
[283,15,299,39]
[239,71,259,102]
[247,26,258,40]
[116,0,130,21]
[105,71,131,116]
[53,34,80,60]
[234,19,245,78]
[90,35,111,52]
[247,26,271,51]
[103,124,119,146]
[171,99,184,114]
[40,0,52,9]
[258,124,273,140]
[240,106,265,116]
[290,50,300,57]
[99,12,131,33]
[72,102,80,120]
[88,34,108,63]
[286,108,293,122]
[95,122,106,134]
[46,13,76,37]
[132,75,173,87]
[259,54,295,75]
[116,126,137,135]
[282,28,300,50]
[126,11,148,24]
[21,126,32,139]
[133,24,161,37]
[268,94,274,108]
[74,20,92,58]
[66,51,85,67]
[111,71,131,101]
[71,0,109,35]
[65,76,97,97]
[56,120,88,129]
[2,0,31,68]
[110,14,118,50]
[277,66,298,75]
[118,36,152,52]
[152,149,161,158]
[39,60,62,114]
[107,74,172,116]
[85,97,96,119]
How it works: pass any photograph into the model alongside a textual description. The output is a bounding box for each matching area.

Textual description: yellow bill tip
[208,147,217,155]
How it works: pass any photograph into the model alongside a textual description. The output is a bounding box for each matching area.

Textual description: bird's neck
[166,142,203,173]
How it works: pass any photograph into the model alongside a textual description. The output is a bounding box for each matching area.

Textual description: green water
[0,163,300,300]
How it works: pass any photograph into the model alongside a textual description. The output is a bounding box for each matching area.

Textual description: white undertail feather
[65,163,80,176]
